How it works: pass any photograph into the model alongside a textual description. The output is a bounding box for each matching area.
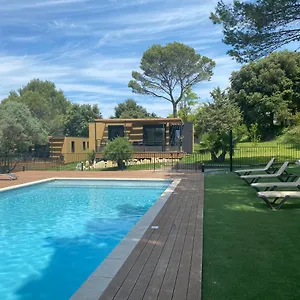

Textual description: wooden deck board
[99,174,204,300]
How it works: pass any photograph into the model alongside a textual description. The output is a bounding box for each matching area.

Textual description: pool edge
[0,177,57,192]
[70,178,181,300]
[0,177,172,193]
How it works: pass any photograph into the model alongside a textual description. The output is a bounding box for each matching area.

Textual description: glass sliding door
[143,124,166,146]
[169,124,183,146]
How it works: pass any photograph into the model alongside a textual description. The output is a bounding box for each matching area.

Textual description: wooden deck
[99,174,204,300]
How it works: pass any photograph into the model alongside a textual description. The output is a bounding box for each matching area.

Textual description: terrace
[0,171,203,300]
[2,157,300,299]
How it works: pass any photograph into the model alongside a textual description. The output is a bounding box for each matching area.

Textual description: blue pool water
[0,179,171,300]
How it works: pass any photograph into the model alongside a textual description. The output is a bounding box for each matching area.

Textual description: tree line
[0,80,158,154]
[1,0,299,158]
[1,50,299,157]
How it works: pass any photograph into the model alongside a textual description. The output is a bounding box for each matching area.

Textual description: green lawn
[236,141,280,147]
[203,170,300,300]
[183,141,300,168]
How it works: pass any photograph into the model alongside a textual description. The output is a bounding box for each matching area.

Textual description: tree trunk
[211,151,218,162]
[218,151,227,162]
[117,159,125,170]
[210,151,227,162]
[172,103,177,118]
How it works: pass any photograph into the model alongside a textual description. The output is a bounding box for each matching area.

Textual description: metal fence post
[229,129,233,172]
[153,153,156,172]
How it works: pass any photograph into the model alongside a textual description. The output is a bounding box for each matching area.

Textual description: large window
[143,124,166,146]
[108,125,124,140]
[170,124,182,146]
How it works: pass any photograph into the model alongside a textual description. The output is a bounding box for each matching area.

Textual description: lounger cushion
[241,173,279,179]
[235,158,275,174]
[251,179,300,189]
[258,191,300,198]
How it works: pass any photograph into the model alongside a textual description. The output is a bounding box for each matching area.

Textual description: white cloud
[57,83,129,96]
[0,0,241,118]
[0,49,241,117]
[0,53,137,116]
[0,0,89,11]
[10,36,40,42]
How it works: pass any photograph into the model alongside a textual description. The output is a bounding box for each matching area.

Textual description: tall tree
[2,79,71,135]
[177,87,199,122]
[210,0,300,63]
[195,87,242,162]
[0,101,47,154]
[229,51,300,139]
[113,99,157,119]
[128,42,215,117]
[64,104,102,137]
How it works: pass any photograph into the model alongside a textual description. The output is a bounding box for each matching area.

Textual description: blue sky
[0,0,241,117]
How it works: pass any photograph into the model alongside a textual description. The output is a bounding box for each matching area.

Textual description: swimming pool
[0,179,172,300]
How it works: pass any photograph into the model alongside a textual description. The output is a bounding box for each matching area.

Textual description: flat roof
[48,136,88,139]
[92,118,183,123]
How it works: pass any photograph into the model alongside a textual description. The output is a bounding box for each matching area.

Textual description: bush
[280,125,300,146]
[87,150,95,163]
[195,131,239,162]
[102,137,134,169]
[249,123,261,145]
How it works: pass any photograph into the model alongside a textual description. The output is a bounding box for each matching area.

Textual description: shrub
[249,123,261,145]
[280,125,300,147]
[87,150,95,163]
[102,137,134,169]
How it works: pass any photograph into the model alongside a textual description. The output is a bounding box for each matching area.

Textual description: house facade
[48,136,90,163]
[89,118,193,156]
[48,118,194,163]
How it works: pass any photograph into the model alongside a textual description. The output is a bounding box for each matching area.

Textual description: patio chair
[240,162,297,185]
[251,177,300,191]
[235,158,276,176]
[257,191,300,210]
[0,173,18,180]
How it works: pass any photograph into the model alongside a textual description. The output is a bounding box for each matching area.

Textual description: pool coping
[0,177,174,193]
[0,177,181,300]
[70,178,181,300]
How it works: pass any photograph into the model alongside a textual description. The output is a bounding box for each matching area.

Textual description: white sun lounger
[251,177,300,191]
[235,158,276,176]
[240,162,297,185]
[257,191,300,210]
[0,173,18,180]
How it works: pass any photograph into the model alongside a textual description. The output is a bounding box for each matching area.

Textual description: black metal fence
[1,143,300,173]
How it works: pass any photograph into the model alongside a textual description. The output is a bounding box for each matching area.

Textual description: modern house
[48,118,194,163]
[89,118,194,158]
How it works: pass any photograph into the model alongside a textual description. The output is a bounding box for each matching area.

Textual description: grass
[236,140,279,147]
[203,168,300,300]
[183,141,300,168]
